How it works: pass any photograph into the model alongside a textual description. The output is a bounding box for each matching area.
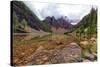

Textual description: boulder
[83,52,96,61]
[61,43,82,62]
[49,49,65,64]
[25,43,82,65]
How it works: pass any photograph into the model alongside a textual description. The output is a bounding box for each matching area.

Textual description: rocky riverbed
[12,34,97,66]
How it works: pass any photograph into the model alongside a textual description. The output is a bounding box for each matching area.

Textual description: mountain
[43,16,73,33]
[75,7,97,34]
[12,1,52,33]
[64,8,97,36]
[13,1,96,34]
[12,1,74,33]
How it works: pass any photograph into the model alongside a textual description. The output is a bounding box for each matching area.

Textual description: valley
[11,1,97,66]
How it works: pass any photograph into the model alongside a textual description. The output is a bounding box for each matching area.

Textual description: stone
[80,41,89,45]
[61,43,82,63]
[25,42,82,65]
[36,46,44,51]
[80,41,90,49]
[83,59,90,62]
[49,49,65,64]
[84,52,95,61]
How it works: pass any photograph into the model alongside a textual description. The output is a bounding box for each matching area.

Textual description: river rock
[25,43,82,65]
[49,49,65,64]
[83,52,96,61]
[61,43,82,62]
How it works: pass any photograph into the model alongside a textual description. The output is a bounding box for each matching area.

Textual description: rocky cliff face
[44,16,73,30]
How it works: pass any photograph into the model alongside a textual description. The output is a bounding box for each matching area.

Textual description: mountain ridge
[12,1,97,34]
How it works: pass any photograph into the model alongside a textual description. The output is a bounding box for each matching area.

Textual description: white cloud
[24,1,92,21]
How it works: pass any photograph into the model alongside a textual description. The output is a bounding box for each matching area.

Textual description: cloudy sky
[23,1,93,21]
